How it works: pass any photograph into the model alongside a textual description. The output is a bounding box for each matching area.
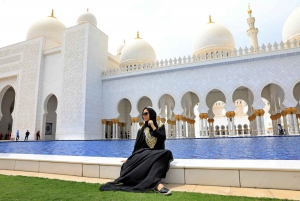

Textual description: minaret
[247,4,259,50]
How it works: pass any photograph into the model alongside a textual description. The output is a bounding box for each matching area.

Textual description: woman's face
[142,109,150,121]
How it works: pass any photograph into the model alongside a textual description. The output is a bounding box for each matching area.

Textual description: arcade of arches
[102,83,300,139]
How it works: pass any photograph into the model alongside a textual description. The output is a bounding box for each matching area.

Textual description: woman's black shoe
[155,187,172,195]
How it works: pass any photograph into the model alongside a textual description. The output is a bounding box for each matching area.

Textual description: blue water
[0,136,300,160]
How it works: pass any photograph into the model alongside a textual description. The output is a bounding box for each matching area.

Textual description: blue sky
[0,0,299,60]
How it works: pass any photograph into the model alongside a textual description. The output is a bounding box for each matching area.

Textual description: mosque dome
[193,16,235,56]
[77,8,97,27]
[26,10,66,45]
[120,32,156,66]
[117,40,126,56]
[282,7,300,42]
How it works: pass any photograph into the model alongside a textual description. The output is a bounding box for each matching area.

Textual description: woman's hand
[121,159,127,163]
[148,120,156,131]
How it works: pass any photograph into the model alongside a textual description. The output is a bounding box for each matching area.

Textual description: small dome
[26,10,66,45]
[193,17,235,55]
[117,40,126,56]
[282,7,300,42]
[120,32,156,66]
[77,9,97,27]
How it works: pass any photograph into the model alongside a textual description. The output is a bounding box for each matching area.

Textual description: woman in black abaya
[100,106,173,195]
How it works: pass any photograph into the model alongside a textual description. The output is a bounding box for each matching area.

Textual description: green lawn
[0,174,288,201]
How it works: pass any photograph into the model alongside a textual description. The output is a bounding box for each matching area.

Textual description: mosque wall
[56,24,87,139]
[0,38,44,140]
[84,24,108,139]
[102,49,300,120]
[36,50,63,140]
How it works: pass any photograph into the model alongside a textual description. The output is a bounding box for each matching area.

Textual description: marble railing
[102,39,300,76]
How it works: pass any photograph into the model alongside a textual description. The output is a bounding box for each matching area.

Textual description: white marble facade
[0,7,299,140]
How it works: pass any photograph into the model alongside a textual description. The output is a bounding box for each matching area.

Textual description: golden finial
[248,3,252,15]
[135,31,141,39]
[48,9,56,18]
[87,8,89,12]
[208,15,213,23]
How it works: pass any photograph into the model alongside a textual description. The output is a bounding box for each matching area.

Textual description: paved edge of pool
[0,153,299,191]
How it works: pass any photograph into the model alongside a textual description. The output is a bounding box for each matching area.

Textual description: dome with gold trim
[120,32,156,66]
[193,16,235,56]
[77,8,97,27]
[26,10,66,45]
[282,7,300,42]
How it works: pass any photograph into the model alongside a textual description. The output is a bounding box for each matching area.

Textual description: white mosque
[0,5,300,141]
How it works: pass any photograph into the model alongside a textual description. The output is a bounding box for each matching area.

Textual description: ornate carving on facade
[0,40,42,132]
[60,28,86,127]
[0,54,21,66]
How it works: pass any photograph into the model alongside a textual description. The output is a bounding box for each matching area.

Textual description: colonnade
[101,106,300,139]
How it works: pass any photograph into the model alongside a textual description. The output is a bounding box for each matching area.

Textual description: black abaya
[100,124,173,192]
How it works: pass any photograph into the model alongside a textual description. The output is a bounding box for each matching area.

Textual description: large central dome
[26,10,66,45]
[120,32,156,66]
[282,7,300,42]
[193,17,235,56]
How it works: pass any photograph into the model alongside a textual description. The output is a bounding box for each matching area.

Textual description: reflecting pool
[0,136,300,160]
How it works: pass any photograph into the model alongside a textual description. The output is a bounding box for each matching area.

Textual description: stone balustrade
[102,39,300,76]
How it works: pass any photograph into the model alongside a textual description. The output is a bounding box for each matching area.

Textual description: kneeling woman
[100,107,173,195]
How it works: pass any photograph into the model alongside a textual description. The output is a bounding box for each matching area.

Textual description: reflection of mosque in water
[0,6,300,140]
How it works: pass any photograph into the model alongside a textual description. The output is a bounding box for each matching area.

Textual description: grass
[0,174,289,201]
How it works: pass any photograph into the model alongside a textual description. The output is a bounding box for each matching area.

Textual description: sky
[0,0,299,60]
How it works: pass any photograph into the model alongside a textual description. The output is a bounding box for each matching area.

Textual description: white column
[178,120,183,138]
[167,121,172,138]
[102,120,106,139]
[227,118,231,136]
[116,122,119,139]
[200,118,203,136]
[191,122,195,138]
[172,121,176,138]
[107,122,111,139]
[212,122,215,137]
[232,118,236,135]
[112,121,116,139]
[282,115,288,135]
[287,114,294,134]
[183,120,187,137]
[204,118,208,136]
[271,117,278,135]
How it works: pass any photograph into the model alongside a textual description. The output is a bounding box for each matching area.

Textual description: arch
[205,89,226,109]
[261,83,285,115]
[215,125,220,135]
[0,86,15,140]
[42,94,58,141]
[158,94,175,118]
[232,86,254,106]
[212,101,226,117]
[293,81,300,103]
[117,98,132,139]
[221,125,225,135]
[0,85,16,120]
[181,91,200,119]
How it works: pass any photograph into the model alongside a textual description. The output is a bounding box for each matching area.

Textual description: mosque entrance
[0,87,15,140]
[43,95,57,140]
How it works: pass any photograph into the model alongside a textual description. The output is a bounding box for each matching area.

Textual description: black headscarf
[132,107,159,153]
[142,106,158,132]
